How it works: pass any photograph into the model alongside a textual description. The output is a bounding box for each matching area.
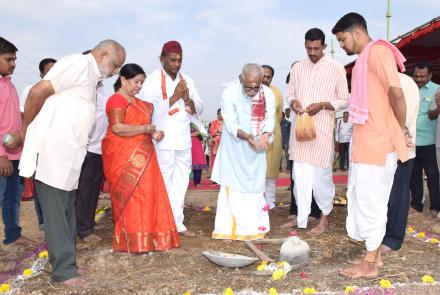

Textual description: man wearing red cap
[139,41,204,237]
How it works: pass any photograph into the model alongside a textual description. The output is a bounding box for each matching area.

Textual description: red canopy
[345,17,440,84]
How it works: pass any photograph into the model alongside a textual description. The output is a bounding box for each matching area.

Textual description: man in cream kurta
[287,28,349,236]
[17,40,125,285]
[139,41,203,236]
[211,64,275,241]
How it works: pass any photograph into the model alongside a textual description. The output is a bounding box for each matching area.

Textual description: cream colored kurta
[266,85,283,178]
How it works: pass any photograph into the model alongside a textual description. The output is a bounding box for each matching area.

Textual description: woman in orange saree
[102,63,180,253]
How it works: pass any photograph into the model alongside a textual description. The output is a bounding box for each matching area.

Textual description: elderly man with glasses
[211,63,275,241]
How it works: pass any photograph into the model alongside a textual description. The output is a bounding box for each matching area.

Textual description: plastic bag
[295,114,317,141]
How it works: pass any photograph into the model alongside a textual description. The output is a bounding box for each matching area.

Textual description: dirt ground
[1,172,440,294]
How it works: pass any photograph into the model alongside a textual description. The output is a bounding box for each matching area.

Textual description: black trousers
[289,163,321,218]
[410,145,440,212]
[382,159,414,250]
[338,142,350,170]
[75,152,104,239]
[193,169,202,185]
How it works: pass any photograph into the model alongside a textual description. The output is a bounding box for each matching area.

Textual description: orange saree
[209,119,223,169]
[102,93,180,253]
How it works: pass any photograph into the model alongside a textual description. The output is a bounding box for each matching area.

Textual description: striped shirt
[286,55,349,168]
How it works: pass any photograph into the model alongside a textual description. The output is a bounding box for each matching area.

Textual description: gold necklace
[118,89,135,104]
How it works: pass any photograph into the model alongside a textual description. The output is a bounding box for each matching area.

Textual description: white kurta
[19,54,100,191]
[138,68,203,232]
[211,82,275,240]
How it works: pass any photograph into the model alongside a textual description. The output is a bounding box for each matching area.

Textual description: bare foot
[348,258,384,268]
[12,236,37,247]
[82,234,101,243]
[430,210,439,219]
[180,229,196,237]
[280,219,298,229]
[62,276,87,287]
[379,244,392,254]
[306,216,329,237]
[339,261,379,278]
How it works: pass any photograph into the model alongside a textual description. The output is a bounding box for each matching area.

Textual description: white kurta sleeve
[221,85,242,139]
[190,81,204,115]
[286,66,297,106]
[329,65,350,111]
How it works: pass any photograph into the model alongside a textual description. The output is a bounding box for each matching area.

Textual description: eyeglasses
[243,84,261,92]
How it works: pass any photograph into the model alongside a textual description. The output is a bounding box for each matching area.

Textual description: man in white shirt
[380,73,419,252]
[13,40,125,286]
[75,77,108,243]
[19,58,56,230]
[139,41,203,237]
[336,111,353,171]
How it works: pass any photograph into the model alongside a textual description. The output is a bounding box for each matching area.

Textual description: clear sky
[2,0,440,120]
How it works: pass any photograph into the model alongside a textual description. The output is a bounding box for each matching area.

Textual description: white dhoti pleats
[156,148,191,232]
[264,178,276,209]
[346,152,397,251]
[212,186,270,241]
[293,162,335,228]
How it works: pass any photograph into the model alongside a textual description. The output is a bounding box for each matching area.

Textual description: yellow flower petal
[203,207,211,212]
[224,287,234,295]
[0,284,11,292]
[269,287,278,295]
[422,275,435,284]
[430,238,439,244]
[23,268,33,276]
[38,250,48,258]
[261,261,268,265]
[182,292,191,295]
[345,285,355,293]
[416,232,426,238]
[303,287,317,294]
[257,264,266,271]
[272,269,286,281]
[379,279,393,289]
[278,202,285,207]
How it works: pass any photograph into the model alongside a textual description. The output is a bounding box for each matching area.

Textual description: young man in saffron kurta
[333,12,409,279]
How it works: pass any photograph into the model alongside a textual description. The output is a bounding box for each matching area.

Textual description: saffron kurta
[266,85,283,178]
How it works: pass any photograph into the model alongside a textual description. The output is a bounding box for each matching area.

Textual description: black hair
[82,50,92,55]
[332,12,368,35]
[262,65,275,78]
[217,108,221,114]
[305,28,325,45]
[38,58,56,74]
[414,61,433,74]
[113,63,146,92]
[0,37,18,55]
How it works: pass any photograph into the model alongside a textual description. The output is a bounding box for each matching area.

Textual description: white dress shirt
[87,81,108,155]
[138,68,203,150]
[400,73,420,159]
[19,53,101,191]
[336,119,353,143]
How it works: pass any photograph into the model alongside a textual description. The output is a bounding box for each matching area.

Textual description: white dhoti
[156,148,191,232]
[212,186,270,241]
[293,162,335,228]
[264,178,276,209]
[346,152,397,251]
